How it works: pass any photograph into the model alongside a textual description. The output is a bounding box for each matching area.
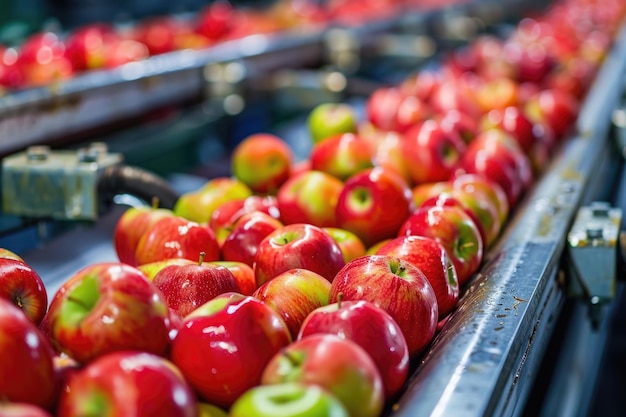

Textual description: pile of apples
[2,0,626,416]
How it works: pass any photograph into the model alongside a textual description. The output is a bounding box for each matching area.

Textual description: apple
[0,298,56,409]
[376,235,459,319]
[45,262,171,363]
[261,333,384,417]
[398,205,483,286]
[0,47,25,90]
[429,73,482,119]
[231,133,294,195]
[411,180,452,208]
[401,119,467,184]
[102,37,150,69]
[196,0,236,41]
[0,403,53,417]
[329,254,438,357]
[221,211,284,266]
[298,298,410,400]
[209,195,280,244]
[152,252,240,317]
[16,31,74,87]
[113,201,174,266]
[323,227,367,263]
[174,176,252,224]
[335,166,414,247]
[137,258,196,280]
[253,268,331,339]
[474,77,520,114]
[369,129,414,186]
[230,382,349,417]
[0,257,48,325]
[309,133,374,181]
[307,102,358,145]
[365,87,432,133]
[134,215,221,266]
[63,24,113,71]
[451,173,510,232]
[479,106,539,156]
[254,223,345,286]
[197,402,228,417]
[57,351,197,417]
[171,294,291,408]
[438,108,479,144]
[399,69,441,102]
[210,260,257,295]
[524,87,579,141]
[131,17,181,56]
[276,170,344,227]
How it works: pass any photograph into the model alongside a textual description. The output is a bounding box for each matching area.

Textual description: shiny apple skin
[171,295,291,408]
[221,211,284,267]
[329,254,438,357]
[298,299,410,401]
[254,223,345,286]
[134,216,221,266]
[0,298,57,410]
[0,258,48,325]
[46,262,171,363]
[57,351,197,417]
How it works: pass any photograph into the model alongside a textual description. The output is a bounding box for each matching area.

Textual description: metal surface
[389,21,626,417]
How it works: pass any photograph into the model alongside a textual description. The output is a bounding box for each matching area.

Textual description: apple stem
[198,251,206,265]
[337,292,344,309]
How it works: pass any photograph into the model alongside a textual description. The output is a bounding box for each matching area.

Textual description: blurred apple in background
[261,333,384,417]
[57,351,197,417]
[475,77,520,114]
[0,257,48,325]
[323,227,367,263]
[209,195,280,245]
[399,205,484,286]
[134,215,221,265]
[63,24,113,71]
[401,119,467,184]
[16,31,74,87]
[0,403,54,417]
[221,211,284,266]
[376,235,459,319]
[309,133,374,181]
[254,223,345,286]
[152,252,240,317]
[336,166,414,247]
[174,176,252,224]
[113,200,173,266]
[230,382,349,417]
[171,294,291,408]
[0,46,25,90]
[253,268,331,339]
[196,0,236,42]
[438,108,479,144]
[524,87,579,141]
[0,298,57,410]
[307,102,358,144]
[299,298,410,401]
[276,169,344,227]
[45,262,171,363]
[368,130,414,186]
[231,133,294,195]
[366,86,432,133]
[329,254,438,357]
[211,260,257,295]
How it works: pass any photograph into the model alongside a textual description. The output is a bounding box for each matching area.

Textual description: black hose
[97,164,180,211]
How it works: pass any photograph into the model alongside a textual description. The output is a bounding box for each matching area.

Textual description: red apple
[209,195,280,244]
[196,0,236,41]
[307,102,358,144]
[369,129,414,186]
[480,106,539,156]
[0,257,48,325]
[221,211,284,266]
[0,403,53,417]
[376,235,459,319]
[231,133,294,195]
[298,298,410,400]
[134,215,221,266]
[398,205,484,286]
[276,170,344,227]
[329,254,438,357]
[438,109,479,144]
[102,37,149,69]
[524,87,579,141]
[137,258,196,280]
[366,87,432,133]
[474,77,520,114]
[211,260,257,296]
[63,24,113,71]
[45,262,171,363]
[0,298,56,409]
[401,119,467,184]
[411,180,453,208]
[254,223,345,286]
[309,133,374,181]
[335,166,414,247]
[451,173,510,231]
[323,227,367,263]
[17,31,74,87]
[113,202,174,266]
[261,333,384,417]
[152,252,240,317]
[253,268,331,339]
[57,351,197,417]
[171,294,291,408]
[429,74,482,119]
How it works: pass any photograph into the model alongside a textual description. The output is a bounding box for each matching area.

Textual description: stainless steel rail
[389,21,626,417]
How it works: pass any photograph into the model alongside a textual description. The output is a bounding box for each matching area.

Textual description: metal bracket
[566,201,622,328]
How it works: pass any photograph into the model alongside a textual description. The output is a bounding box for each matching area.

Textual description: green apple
[307,103,358,145]
[230,383,349,417]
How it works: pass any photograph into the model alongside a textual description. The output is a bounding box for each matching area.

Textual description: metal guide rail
[0,0,532,158]
[387,20,626,417]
